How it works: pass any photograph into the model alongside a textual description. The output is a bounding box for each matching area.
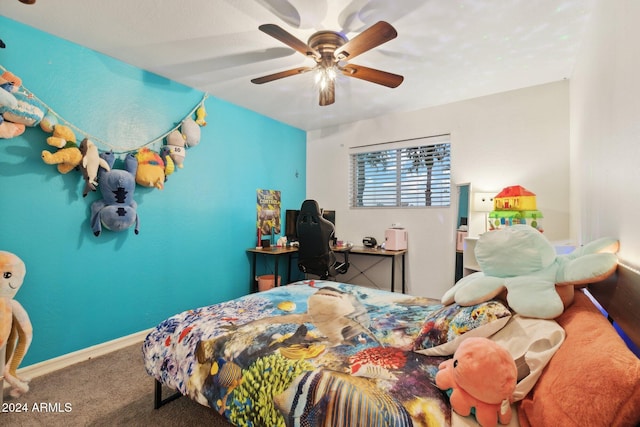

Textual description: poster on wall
[256,189,281,236]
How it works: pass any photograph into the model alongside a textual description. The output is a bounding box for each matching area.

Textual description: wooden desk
[336,246,407,293]
[247,246,298,292]
[247,245,408,293]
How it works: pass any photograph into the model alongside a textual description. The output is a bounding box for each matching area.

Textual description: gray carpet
[1,342,233,426]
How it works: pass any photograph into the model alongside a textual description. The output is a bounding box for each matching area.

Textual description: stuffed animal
[165,129,186,168]
[90,152,139,236]
[181,117,201,147]
[0,251,32,398]
[0,72,26,139]
[442,225,619,319]
[39,110,59,133]
[0,71,45,127]
[0,71,20,109]
[79,138,110,197]
[134,147,165,189]
[41,124,82,174]
[0,116,25,139]
[195,104,207,126]
[160,146,175,177]
[436,337,517,427]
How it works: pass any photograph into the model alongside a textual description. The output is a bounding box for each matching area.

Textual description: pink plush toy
[435,337,517,427]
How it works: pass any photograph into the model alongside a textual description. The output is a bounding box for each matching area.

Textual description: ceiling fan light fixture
[314,65,337,89]
[252,21,402,106]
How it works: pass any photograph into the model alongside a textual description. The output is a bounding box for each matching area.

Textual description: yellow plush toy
[41,124,83,174]
[0,250,32,398]
[135,147,166,190]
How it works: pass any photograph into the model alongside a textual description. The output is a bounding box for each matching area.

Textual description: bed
[143,263,640,427]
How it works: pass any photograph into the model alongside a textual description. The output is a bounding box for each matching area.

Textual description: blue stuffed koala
[90,152,140,236]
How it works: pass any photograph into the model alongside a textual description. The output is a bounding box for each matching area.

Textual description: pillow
[518,290,640,427]
[413,300,511,356]
[490,314,565,401]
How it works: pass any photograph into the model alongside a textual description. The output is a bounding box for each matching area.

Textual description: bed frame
[151,262,640,409]
[587,262,640,349]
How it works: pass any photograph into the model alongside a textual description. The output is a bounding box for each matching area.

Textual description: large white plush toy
[0,250,32,397]
[442,225,619,319]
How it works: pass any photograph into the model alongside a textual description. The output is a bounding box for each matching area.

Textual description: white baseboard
[3,328,153,389]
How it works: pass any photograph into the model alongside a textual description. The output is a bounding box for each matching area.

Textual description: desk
[337,246,407,293]
[247,245,407,293]
[247,246,298,292]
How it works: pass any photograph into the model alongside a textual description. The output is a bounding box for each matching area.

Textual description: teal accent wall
[0,17,306,365]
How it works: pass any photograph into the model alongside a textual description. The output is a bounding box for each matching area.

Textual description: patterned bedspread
[143,280,452,426]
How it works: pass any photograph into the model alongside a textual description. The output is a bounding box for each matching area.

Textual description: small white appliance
[385,228,407,250]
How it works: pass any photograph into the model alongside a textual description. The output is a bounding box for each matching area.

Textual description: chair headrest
[300,199,321,215]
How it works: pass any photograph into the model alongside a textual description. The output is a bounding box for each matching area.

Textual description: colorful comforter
[143,280,452,426]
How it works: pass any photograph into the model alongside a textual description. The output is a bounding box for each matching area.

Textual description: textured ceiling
[1,0,595,131]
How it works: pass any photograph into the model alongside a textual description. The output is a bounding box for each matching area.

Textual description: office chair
[296,199,349,280]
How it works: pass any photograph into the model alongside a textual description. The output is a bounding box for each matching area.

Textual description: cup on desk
[261,239,270,248]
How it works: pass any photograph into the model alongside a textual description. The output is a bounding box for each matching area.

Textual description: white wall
[570,0,640,268]
[307,81,570,298]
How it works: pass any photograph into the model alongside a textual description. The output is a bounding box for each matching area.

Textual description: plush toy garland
[0,65,208,236]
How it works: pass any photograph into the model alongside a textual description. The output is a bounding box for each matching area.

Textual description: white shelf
[463,237,480,276]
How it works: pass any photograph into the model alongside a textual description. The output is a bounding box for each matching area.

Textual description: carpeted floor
[1,342,232,426]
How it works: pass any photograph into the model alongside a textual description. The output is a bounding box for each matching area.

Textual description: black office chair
[296,199,349,280]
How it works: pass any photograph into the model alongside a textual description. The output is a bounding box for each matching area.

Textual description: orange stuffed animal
[435,337,517,427]
[0,251,32,397]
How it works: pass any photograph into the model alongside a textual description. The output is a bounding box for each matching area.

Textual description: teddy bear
[0,250,32,398]
[90,152,139,236]
[436,337,517,427]
[442,225,619,319]
[40,124,83,174]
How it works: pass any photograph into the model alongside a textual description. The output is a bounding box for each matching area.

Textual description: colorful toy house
[488,185,543,231]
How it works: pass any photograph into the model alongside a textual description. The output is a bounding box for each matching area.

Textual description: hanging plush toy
[160,146,175,177]
[0,250,32,398]
[165,129,186,168]
[0,71,26,139]
[181,117,201,147]
[0,71,45,127]
[41,124,82,174]
[90,152,139,236]
[134,147,165,189]
[79,138,110,197]
[195,104,207,126]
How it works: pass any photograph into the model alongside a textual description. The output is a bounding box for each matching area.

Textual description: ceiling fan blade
[335,21,397,61]
[258,24,320,59]
[319,79,335,106]
[251,66,313,84]
[341,64,403,88]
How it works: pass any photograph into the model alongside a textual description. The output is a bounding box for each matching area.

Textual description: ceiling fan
[251,21,404,106]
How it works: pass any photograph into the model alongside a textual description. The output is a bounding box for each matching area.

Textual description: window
[350,135,451,208]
